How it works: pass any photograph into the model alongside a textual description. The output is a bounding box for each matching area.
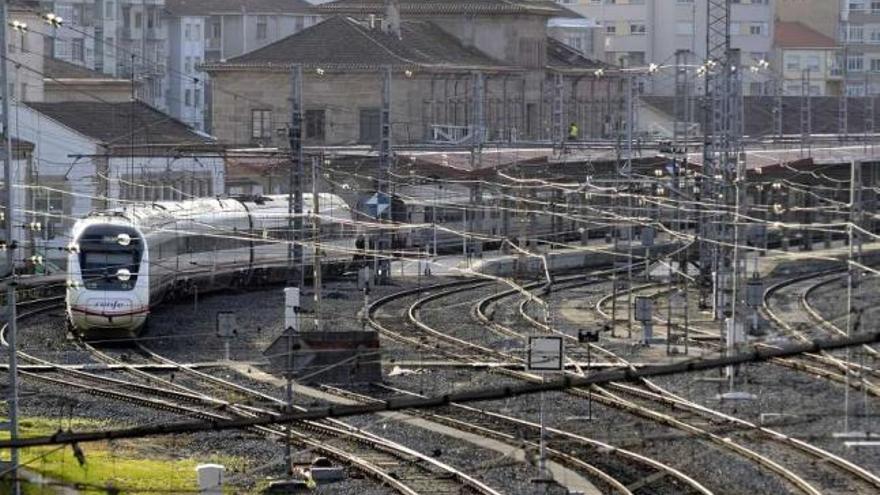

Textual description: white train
[66,194,356,339]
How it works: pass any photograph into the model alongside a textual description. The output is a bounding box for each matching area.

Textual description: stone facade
[205,1,622,146]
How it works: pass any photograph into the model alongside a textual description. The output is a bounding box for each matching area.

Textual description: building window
[566,35,582,50]
[195,23,201,41]
[358,108,380,143]
[211,20,221,39]
[847,84,866,97]
[185,89,192,106]
[623,51,645,66]
[605,22,616,35]
[295,16,305,31]
[194,88,201,107]
[305,109,325,141]
[805,55,821,71]
[251,109,272,140]
[873,1,880,13]
[185,23,191,41]
[848,25,865,42]
[257,16,268,40]
[105,1,114,20]
[871,58,880,72]
[848,54,865,71]
[748,22,768,36]
[72,39,84,61]
[194,56,201,70]
[134,12,142,29]
[629,23,646,36]
[785,54,801,70]
[184,56,192,73]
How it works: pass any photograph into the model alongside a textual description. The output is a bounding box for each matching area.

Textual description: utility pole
[774,77,783,141]
[552,71,564,152]
[840,13,849,140]
[864,71,874,151]
[312,155,321,331]
[800,68,812,157]
[471,71,485,168]
[1,2,21,492]
[371,67,393,284]
[843,160,863,434]
[288,65,304,288]
[625,73,636,338]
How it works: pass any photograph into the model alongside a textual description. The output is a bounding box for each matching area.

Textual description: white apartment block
[568,0,775,95]
[165,14,205,130]
[39,1,167,109]
[779,0,880,97]
[201,1,319,63]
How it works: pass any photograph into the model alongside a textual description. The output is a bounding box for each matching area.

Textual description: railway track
[762,270,880,396]
[414,272,880,494]
[800,273,880,358]
[575,273,880,494]
[3,292,501,495]
[318,382,713,495]
[369,276,728,494]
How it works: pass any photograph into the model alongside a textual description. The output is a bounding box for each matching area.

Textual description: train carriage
[66,194,356,339]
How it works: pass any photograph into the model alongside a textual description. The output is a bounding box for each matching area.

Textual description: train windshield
[77,225,143,291]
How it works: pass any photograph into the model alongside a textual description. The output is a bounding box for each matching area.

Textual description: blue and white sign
[366,193,390,218]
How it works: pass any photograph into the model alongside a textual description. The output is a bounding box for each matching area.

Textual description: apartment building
[569,0,775,95]
[40,1,167,109]
[162,0,318,133]
[199,0,318,62]
[7,5,44,102]
[773,21,841,96]
[778,0,880,96]
[164,9,205,129]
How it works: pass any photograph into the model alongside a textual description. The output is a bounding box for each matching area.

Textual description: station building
[203,0,620,147]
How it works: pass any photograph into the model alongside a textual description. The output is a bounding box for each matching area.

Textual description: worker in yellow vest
[568,122,579,141]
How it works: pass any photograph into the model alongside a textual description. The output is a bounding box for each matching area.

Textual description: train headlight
[117,233,132,246]
[116,268,132,282]
[66,242,80,253]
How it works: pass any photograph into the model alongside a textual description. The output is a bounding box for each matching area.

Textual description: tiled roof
[166,0,315,16]
[316,0,562,16]
[26,101,213,145]
[208,16,516,71]
[546,37,611,71]
[775,21,837,49]
[642,96,877,137]
[44,57,118,80]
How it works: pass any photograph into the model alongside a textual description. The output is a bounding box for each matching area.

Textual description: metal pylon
[552,72,564,147]
[376,66,393,283]
[800,68,812,157]
[287,64,304,287]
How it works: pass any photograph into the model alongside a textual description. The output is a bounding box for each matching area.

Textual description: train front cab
[67,223,149,339]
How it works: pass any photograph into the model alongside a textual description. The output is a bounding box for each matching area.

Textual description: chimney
[384,0,401,39]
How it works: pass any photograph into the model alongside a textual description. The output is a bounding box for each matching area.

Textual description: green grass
[0,417,246,494]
